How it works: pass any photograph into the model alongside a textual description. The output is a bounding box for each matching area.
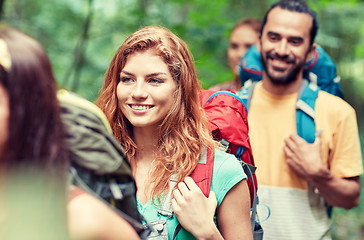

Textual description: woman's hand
[171,177,222,240]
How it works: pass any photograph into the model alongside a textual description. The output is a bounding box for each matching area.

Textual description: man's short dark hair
[260,0,319,47]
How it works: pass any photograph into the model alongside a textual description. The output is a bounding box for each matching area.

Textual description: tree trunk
[0,0,6,20]
[62,0,94,91]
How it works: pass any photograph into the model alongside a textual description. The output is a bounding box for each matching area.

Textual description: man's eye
[290,39,302,46]
[269,36,278,41]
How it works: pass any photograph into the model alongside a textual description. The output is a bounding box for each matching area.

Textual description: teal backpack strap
[296,81,333,217]
[296,80,319,144]
[238,80,257,110]
[171,149,213,240]
[238,79,319,143]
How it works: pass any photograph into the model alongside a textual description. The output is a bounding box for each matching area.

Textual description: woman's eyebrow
[120,70,135,76]
[146,72,167,78]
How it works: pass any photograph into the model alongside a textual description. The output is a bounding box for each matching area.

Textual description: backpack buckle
[110,179,123,200]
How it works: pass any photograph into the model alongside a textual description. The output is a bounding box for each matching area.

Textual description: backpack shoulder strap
[172,149,214,240]
[296,81,333,217]
[242,160,260,234]
[190,148,214,198]
[238,79,320,144]
[238,80,257,111]
[296,79,320,144]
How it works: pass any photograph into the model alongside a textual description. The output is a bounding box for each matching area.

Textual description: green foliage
[332,174,364,240]
[2,0,364,238]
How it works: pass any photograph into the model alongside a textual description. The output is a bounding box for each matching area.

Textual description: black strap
[172,223,182,240]
[242,162,258,232]
[69,167,152,238]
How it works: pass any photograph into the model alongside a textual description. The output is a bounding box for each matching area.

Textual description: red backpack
[173,90,263,240]
[191,90,258,206]
[188,90,262,239]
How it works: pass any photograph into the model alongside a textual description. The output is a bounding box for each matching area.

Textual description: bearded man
[239,0,363,239]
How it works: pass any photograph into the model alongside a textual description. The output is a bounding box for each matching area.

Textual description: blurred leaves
[2,0,272,99]
[1,1,364,238]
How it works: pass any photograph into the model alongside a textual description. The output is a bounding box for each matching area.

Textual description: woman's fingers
[184,177,201,192]
[177,180,190,196]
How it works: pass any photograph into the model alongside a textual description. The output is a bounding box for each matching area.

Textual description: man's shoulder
[317,90,353,109]
[316,90,356,117]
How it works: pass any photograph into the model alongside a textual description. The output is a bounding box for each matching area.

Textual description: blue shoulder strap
[296,80,319,144]
[297,81,332,217]
[238,79,319,144]
[237,80,257,111]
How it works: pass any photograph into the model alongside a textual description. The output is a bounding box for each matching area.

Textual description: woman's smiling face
[116,50,177,130]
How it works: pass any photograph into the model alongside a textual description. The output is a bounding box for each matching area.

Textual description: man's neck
[261,73,303,96]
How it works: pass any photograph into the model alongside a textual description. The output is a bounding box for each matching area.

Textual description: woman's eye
[230,43,238,50]
[120,77,133,83]
[149,78,163,84]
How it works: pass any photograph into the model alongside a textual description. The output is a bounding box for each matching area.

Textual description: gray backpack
[58,89,151,239]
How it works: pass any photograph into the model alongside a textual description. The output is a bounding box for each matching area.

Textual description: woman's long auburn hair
[96,26,216,201]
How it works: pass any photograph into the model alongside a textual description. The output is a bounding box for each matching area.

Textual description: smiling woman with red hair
[96,25,253,240]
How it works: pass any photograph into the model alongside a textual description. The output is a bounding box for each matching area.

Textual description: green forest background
[2,0,364,239]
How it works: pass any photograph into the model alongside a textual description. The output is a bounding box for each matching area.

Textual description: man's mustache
[266,52,296,64]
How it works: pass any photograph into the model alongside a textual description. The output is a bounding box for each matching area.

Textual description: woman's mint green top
[137,149,247,239]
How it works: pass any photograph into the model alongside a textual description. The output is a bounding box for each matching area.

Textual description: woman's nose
[131,80,148,99]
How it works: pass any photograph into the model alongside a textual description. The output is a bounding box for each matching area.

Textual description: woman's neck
[132,126,160,204]
[233,75,242,91]
[133,126,159,162]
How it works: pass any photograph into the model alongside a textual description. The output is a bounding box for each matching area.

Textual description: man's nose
[275,40,289,57]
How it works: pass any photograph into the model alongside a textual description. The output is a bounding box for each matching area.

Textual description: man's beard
[261,51,305,86]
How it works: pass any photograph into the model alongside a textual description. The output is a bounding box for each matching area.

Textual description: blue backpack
[239,44,344,99]
[238,44,344,144]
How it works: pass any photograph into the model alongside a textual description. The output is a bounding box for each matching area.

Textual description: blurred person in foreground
[0,25,139,240]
